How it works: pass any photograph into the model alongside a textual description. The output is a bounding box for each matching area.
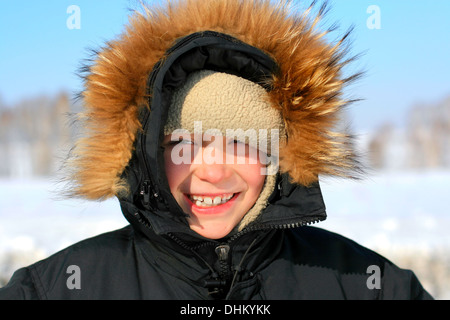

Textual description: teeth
[190,194,234,207]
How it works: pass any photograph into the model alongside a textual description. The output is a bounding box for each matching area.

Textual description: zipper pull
[215,244,230,261]
[140,180,151,207]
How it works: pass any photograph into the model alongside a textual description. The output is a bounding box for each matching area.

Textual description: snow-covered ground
[1,171,449,299]
[320,170,450,250]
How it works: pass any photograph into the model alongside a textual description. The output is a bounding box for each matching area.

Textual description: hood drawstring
[225,237,258,300]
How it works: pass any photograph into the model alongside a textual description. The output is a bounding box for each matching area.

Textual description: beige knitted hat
[164,70,286,231]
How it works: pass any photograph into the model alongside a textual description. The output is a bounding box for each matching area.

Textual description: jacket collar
[120,172,327,246]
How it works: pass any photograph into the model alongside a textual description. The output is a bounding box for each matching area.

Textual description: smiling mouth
[187,193,236,207]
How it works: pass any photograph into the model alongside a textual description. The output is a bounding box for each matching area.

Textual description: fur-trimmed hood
[67,0,362,201]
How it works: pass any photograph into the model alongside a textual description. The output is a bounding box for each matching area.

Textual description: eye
[177,139,194,145]
[230,139,244,145]
[226,139,251,156]
[163,138,194,148]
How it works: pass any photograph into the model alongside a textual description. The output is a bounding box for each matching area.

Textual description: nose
[192,146,232,184]
[194,162,232,184]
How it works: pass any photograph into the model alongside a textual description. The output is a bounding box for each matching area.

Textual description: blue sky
[1,0,449,132]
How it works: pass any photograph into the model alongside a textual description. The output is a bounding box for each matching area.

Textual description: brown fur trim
[67,0,362,199]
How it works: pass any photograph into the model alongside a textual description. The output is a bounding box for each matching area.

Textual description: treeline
[0,93,76,178]
[368,95,450,171]
[1,93,449,178]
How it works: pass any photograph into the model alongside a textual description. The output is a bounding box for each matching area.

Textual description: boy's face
[163,134,266,239]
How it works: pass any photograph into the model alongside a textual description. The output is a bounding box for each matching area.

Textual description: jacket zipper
[162,215,324,284]
[215,244,231,281]
[226,215,325,243]
[163,216,325,257]
[138,69,157,205]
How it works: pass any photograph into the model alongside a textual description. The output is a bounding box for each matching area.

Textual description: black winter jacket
[0,180,432,300]
[0,10,433,300]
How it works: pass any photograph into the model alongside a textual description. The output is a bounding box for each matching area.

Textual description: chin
[190,224,234,240]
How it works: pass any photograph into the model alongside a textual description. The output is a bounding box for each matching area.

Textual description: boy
[0,0,432,299]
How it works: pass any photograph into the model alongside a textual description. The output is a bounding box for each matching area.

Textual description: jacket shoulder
[0,267,39,300]
[284,226,433,299]
[287,226,386,271]
[0,226,135,300]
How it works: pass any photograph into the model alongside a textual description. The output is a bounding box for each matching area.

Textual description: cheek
[164,151,187,193]
[246,148,266,188]
[239,162,266,196]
